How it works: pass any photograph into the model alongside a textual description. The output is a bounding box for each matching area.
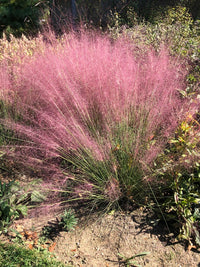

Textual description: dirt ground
[2,205,200,267]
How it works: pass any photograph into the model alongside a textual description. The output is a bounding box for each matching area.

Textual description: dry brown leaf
[187,244,196,251]
[28,243,33,250]
[23,230,38,241]
[48,242,57,252]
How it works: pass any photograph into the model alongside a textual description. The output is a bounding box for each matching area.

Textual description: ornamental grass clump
[1,30,193,210]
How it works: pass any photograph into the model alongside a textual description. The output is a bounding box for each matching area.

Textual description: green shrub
[154,115,200,247]
[0,0,48,38]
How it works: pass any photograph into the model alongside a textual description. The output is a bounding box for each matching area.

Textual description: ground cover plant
[0,241,65,267]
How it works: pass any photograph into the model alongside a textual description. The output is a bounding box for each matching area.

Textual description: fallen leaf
[28,243,33,250]
[48,242,56,252]
[23,230,38,241]
[24,230,32,239]
[187,244,196,251]
[32,232,38,240]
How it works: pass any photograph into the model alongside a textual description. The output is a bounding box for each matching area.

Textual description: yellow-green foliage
[165,6,193,26]
[0,32,68,66]
[109,6,199,57]
[0,34,45,64]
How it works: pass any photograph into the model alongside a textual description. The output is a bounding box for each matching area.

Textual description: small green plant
[59,209,78,232]
[0,179,46,234]
[41,225,55,240]
[0,180,27,233]
[117,251,150,267]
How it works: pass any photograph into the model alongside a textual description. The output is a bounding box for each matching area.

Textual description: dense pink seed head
[0,29,194,181]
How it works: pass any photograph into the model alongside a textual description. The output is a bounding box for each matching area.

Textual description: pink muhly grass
[1,30,194,204]
[0,62,12,103]
[104,177,122,202]
[74,182,94,199]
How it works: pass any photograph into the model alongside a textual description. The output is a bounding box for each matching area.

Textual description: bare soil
[2,207,200,267]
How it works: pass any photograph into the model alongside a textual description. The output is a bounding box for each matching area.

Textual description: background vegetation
[1,0,200,37]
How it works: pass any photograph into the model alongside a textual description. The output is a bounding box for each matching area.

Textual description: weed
[0,179,46,234]
[117,251,150,267]
[0,180,27,233]
[59,209,78,232]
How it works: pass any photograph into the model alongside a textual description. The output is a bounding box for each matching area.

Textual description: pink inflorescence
[104,177,122,202]
[0,29,192,181]
[74,182,94,199]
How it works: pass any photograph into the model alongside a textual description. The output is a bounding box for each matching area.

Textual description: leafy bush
[115,6,199,54]
[49,0,200,29]
[0,0,48,37]
[1,31,194,212]
[122,0,200,23]
[154,113,200,247]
